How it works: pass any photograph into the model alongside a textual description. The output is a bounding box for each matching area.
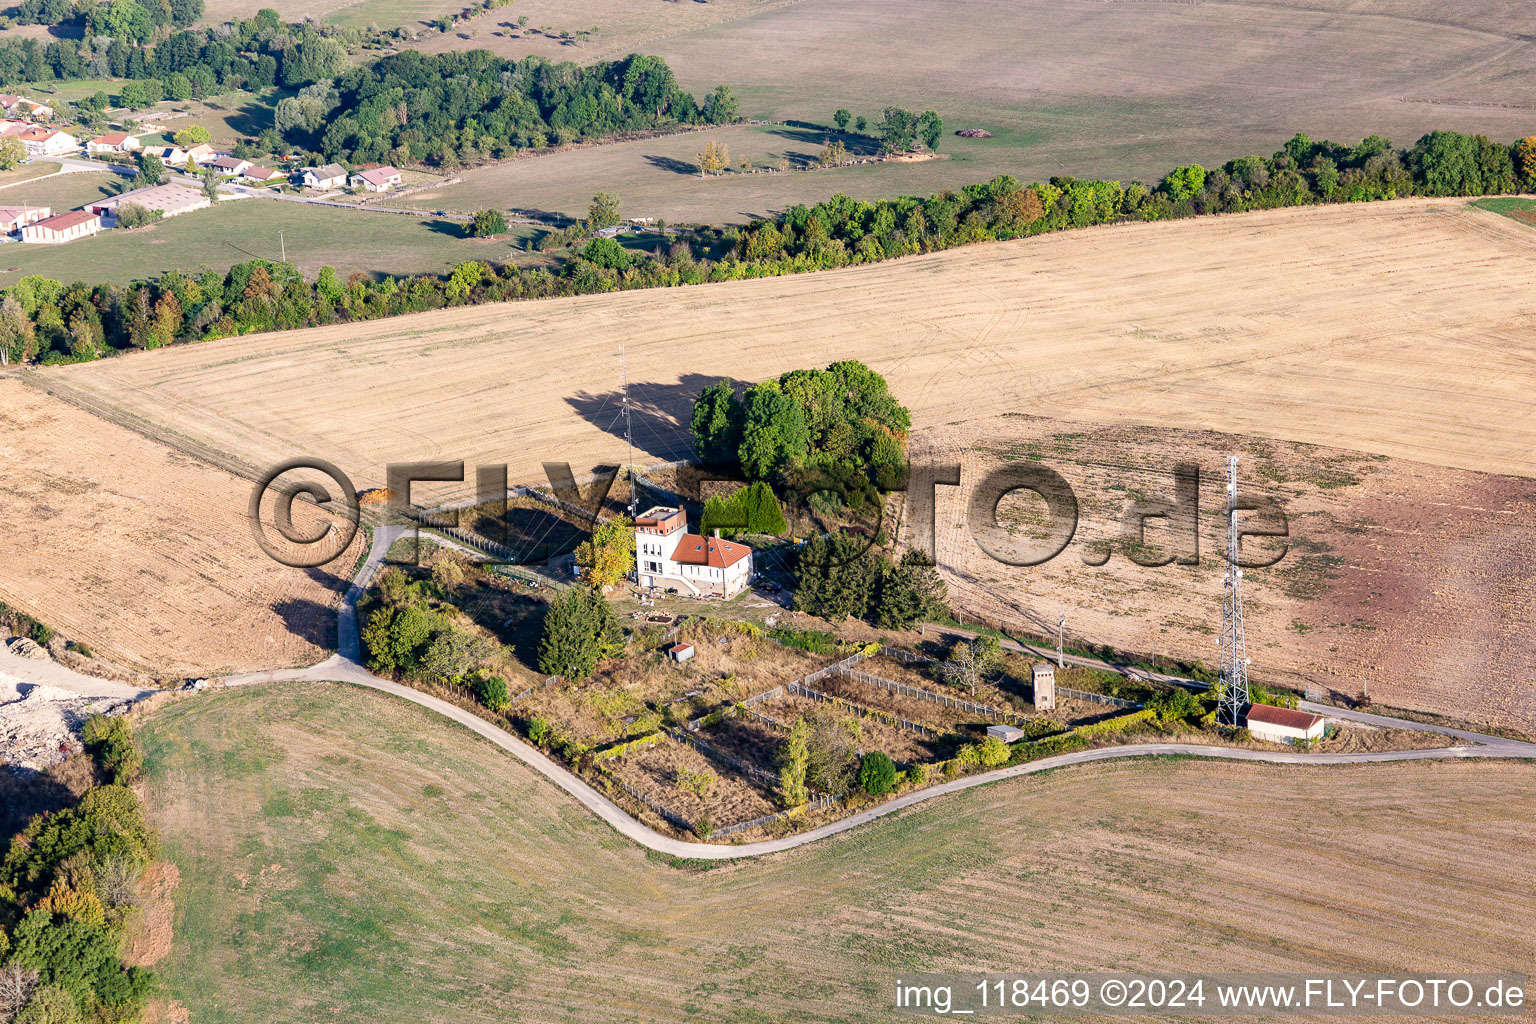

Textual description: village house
[240,165,285,183]
[86,132,139,156]
[142,144,187,167]
[87,184,210,221]
[182,143,216,166]
[0,205,50,234]
[1244,704,1326,745]
[634,506,753,598]
[297,163,348,190]
[21,209,100,244]
[16,128,76,157]
[206,155,251,176]
[0,95,52,120]
[349,165,402,192]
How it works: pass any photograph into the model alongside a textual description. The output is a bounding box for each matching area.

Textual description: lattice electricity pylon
[1217,455,1251,726]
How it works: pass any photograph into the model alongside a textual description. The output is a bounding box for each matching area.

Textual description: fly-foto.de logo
[248,457,1290,571]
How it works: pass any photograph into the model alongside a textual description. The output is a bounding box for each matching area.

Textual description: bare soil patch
[0,379,361,676]
[919,413,1536,736]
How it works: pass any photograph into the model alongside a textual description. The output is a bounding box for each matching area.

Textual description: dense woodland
[302,51,736,166]
[1,129,1533,365]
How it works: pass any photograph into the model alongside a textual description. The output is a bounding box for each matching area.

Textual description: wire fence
[831,666,1029,726]
[668,727,781,787]
[783,679,942,737]
[1057,686,1141,709]
[508,674,562,705]
[609,776,695,835]
[711,793,841,839]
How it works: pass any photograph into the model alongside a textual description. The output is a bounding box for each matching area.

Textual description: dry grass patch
[0,378,360,676]
[138,682,1536,1023]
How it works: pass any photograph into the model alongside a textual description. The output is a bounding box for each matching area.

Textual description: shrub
[81,714,142,783]
[906,762,929,789]
[1147,686,1202,723]
[28,620,54,646]
[474,674,510,712]
[467,208,508,237]
[526,716,552,746]
[977,735,1009,767]
[857,751,897,795]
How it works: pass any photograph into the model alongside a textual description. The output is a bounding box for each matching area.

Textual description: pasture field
[403,0,1536,222]
[137,682,1536,1023]
[398,121,950,224]
[0,161,61,191]
[0,378,361,676]
[41,199,1536,500]
[0,170,122,220]
[917,415,1536,736]
[0,198,535,287]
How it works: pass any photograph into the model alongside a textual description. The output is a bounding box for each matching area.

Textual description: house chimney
[713,528,720,538]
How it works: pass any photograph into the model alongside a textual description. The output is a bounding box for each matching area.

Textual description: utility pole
[1056,610,1065,668]
[279,229,285,265]
[1217,455,1251,726]
[620,344,636,517]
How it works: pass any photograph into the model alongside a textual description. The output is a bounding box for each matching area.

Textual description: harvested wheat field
[39,200,1536,513]
[914,414,1536,736]
[0,379,361,676]
[140,682,1536,1023]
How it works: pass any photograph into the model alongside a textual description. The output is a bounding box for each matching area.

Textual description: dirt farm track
[6,198,1536,709]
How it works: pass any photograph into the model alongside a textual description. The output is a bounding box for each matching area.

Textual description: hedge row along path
[212,524,1536,860]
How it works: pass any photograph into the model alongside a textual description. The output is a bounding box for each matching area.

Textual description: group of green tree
[690,361,911,483]
[792,539,948,630]
[697,481,787,538]
[0,715,160,1023]
[293,50,737,168]
[0,6,361,99]
[359,557,502,689]
[831,106,943,154]
[4,129,1535,367]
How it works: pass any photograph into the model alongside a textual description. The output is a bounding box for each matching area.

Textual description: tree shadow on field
[223,93,285,138]
[564,373,750,464]
[761,124,881,157]
[273,596,340,651]
[423,217,467,237]
[643,154,700,176]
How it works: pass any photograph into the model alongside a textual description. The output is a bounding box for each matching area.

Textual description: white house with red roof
[1244,703,1325,745]
[86,132,139,155]
[634,505,753,598]
[16,127,76,156]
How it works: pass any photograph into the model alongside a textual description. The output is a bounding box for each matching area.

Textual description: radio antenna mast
[620,344,636,517]
[1217,455,1251,726]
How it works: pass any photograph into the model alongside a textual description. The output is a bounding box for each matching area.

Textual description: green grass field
[1471,196,1536,216]
[0,199,536,286]
[137,682,1536,1024]
[0,162,61,191]
[0,170,123,219]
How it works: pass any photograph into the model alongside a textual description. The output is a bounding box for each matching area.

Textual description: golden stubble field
[140,682,1536,1023]
[41,199,1536,502]
[0,379,361,677]
[912,415,1536,735]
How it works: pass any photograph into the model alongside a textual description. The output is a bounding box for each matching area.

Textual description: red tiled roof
[670,533,750,568]
[31,210,96,232]
[1245,703,1323,731]
[355,166,400,185]
[92,132,131,145]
